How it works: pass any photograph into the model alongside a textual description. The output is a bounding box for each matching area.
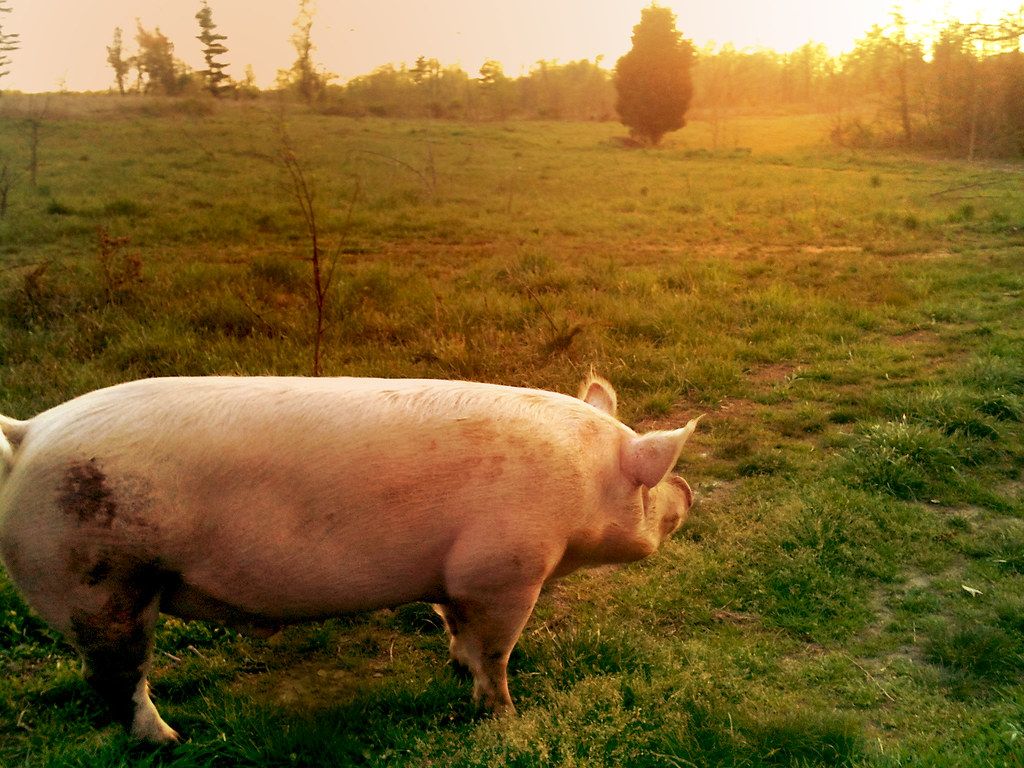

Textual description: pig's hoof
[131,712,181,744]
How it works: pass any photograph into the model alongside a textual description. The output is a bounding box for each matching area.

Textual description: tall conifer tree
[196,1,230,96]
[0,0,20,93]
[614,5,694,146]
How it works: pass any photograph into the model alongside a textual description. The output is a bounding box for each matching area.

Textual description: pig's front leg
[438,530,554,713]
[435,586,541,712]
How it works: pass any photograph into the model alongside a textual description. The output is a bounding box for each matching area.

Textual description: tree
[520,59,613,120]
[283,0,333,103]
[237,64,260,98]
[135,22,184,95]
[929,18,1024,159]
[614,4,695,146]
[478,60,514,119]
[843,16,924,145]
[196,1,230,96]
[0,0,20,93]
[106,27,130,95]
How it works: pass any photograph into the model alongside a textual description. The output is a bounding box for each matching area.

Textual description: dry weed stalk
[276,121,360,376]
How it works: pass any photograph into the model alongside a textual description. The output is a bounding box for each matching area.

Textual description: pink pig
[0,374,698,742]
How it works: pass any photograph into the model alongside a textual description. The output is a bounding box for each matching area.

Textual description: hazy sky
[3,1,1021,93]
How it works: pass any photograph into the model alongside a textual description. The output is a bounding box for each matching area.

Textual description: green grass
[1,94,1023,766]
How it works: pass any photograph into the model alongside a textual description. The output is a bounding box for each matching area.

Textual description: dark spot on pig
[61,460,117,528]
[85,559,113,586]
[70,558,165,725]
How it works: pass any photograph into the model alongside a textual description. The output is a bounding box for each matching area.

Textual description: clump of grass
[516,623,657,689]
[967,354,1024,396]
[636,388,677,418]
[956,522,1024,574]
[739,484,927,639]
[925,623,1024,694]
[738,451,794,477]
[155,616,240,654]
[714,431,755,461]
[108,323,210,378]
[828,407,859,425]
[739,705,863,766]
[973,390,1024,422]
[895,587,943,617]
[840,420,974,501]
[948,203,975,223]
[885,385,1003,440]
[770,404,827,437]
[248,253,304,291]
[46,199,74,216]
[101,198,147,218]
[336,263,402,313]
[625,695,863,768]
[191,298,271,339]
[388,602,446,635]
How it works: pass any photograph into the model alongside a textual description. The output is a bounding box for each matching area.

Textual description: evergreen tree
[106,27,130,95]
[196,1,230,96]
[0,0,20,93]
[614,5,694,146]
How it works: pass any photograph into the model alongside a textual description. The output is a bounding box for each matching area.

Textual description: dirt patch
[802,245,865,255]
[239,660,367,708]
[747,362,799,387]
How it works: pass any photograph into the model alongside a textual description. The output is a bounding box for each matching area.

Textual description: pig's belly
[153,449,509,620]
[161,523,454,622]
[161,560,449,623]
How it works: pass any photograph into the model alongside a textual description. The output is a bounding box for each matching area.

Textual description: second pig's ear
[621,417,701,488]
[578,373,617,417]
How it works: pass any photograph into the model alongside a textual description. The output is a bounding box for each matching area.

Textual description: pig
[0,374,699,743]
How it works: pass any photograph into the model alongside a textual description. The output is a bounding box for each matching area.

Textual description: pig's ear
[578,373,617,417]
[621,417,701,488]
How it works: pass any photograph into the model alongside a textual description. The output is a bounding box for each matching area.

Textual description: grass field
[0,95,1023,766]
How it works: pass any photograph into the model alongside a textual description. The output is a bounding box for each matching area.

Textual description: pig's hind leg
[66,560,180,743]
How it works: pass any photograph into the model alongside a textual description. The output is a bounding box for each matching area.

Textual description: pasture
[0,96,1022,766]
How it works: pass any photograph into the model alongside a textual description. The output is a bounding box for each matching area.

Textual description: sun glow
[3,0,1022,93]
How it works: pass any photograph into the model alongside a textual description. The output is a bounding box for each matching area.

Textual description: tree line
[3,0,1024,158]
[832,11,1024,159]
